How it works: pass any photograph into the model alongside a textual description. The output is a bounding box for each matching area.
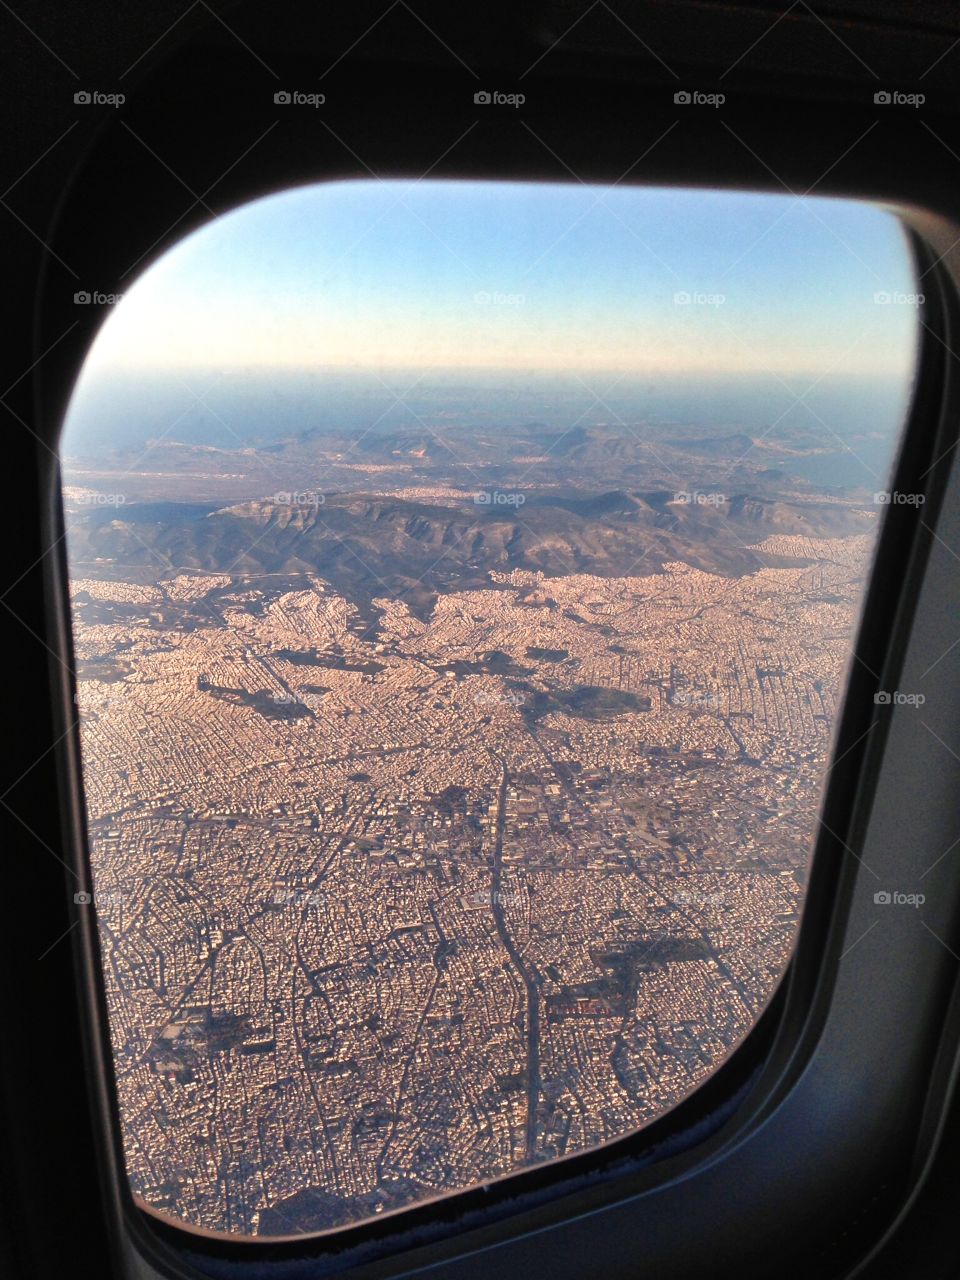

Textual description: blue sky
[77,179,919,379]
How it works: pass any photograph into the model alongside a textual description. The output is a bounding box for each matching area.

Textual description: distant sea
[61,366,914,491]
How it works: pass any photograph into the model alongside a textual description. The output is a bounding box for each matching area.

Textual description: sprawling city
[64,411,884,1237]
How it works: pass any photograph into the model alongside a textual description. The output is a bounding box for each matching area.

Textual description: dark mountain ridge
[67,488,870,611]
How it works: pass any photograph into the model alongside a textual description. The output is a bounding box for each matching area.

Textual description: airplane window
[60,181,919,1238]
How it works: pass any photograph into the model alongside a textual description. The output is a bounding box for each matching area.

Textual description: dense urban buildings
[66,430,876,1235]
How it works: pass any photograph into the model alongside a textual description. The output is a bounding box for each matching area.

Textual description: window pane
[61,181,918,1238]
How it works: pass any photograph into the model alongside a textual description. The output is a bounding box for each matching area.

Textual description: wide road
[489,754,541,1160]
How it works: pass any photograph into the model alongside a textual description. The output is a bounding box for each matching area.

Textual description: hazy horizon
[62,179,919,478]
[63,365,914,466]
[92,178,915,377]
